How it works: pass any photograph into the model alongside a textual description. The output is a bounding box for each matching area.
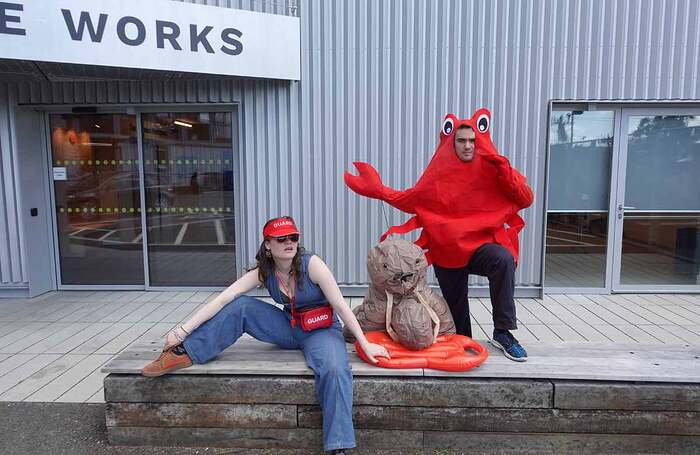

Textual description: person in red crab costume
[345,108,534,361]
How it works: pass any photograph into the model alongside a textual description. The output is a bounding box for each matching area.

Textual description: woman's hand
[361,342,391,364]
[164,326,187,350]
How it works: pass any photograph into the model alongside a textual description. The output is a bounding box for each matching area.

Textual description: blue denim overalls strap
[265,253,329,311]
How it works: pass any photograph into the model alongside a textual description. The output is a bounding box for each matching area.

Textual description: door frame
[42,103,242,291]
[610,106,700,293]
[542,103,623,295]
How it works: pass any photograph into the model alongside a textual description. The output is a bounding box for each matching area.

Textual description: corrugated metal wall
[0,83,26,287]
[1,0,699,291]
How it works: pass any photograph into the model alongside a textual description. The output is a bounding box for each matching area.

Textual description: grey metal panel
[1,0,698,291]
[0,83,27,286]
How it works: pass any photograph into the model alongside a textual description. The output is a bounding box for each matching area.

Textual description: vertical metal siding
[0,83,26,286]
[2,0,699,290]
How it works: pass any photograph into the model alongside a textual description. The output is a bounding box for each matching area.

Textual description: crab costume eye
[476,114,490,133]
[442,117,455,136]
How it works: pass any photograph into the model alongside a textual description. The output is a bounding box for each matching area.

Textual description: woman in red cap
[142,215,388,454]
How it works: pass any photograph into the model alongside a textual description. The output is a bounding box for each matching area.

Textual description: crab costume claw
[355,331,488,372]
[344,162,387,200]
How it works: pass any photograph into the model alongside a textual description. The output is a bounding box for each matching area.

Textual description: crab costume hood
[344,108,534,268]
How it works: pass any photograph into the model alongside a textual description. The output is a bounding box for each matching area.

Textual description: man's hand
[362,342,391,364]
[480,150,511,176]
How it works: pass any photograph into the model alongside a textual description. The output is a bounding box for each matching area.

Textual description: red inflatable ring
[355,331,488,372]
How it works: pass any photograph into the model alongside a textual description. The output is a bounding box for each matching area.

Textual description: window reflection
[621,114,700,286]
[545,109,615,287]
[621,213,700,286]
[50,114,144,285]
[142,112,236,286]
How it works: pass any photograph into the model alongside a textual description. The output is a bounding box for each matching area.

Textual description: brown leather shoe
[141,346,193,377]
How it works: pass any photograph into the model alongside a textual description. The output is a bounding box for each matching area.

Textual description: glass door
[141,112,237,286]
[544,108,616,290]
[612,109,700,291]
[49,113,144,285]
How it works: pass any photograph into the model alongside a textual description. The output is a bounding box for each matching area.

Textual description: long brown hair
[253,216,305,289]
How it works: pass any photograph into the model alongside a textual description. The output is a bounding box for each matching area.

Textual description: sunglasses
[272,234,300,243]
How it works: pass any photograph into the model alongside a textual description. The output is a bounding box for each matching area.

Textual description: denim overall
[183,254,355,451]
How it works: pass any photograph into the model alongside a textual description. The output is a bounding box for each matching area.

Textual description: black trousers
[434,243,517,338]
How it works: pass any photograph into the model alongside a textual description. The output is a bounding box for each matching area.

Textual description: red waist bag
[297,305,334,331]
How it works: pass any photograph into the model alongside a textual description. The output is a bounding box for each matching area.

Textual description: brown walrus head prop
[367,237,428,295]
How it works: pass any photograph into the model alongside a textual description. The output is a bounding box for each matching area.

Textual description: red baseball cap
[263,217,301,238]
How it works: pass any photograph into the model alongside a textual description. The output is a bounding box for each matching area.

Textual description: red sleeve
[501,166,534,209]
[484,154,534,209]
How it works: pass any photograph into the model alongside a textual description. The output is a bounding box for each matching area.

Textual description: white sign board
[52,167,67,181]
[0,0,300,80]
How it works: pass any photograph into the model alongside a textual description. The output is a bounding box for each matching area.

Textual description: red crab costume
[345,108,533,268]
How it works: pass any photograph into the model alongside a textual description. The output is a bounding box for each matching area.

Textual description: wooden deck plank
[665,305,700,324]
[43,322,115,354]
[86,388,105,403]
[0,323,52,350]
[0,354,37,378]
[680,304,700,317]
[159,303,200,323]
[118,301,170,323]
[20,323,93,354]
[555,381,700,411]
[0,354,62,395]
[522,324,563,342]
[513,300,543,324]
[426,354,700,382]
[0,322,74,354]
[98,301,149,323]
[559,322,611,342]
[137,322,178,343]
[99,339,700,383]
[521,302,565,325]
[69,323,134,355]
[147,292,183,303]
[27,354,112,402]
[0,354,87,401]
[590,325,637,343]
[186,291,215,304]
[56,299,120,323]
[470,322,489,341]
[479,323,495,340]
[24,301,87,322]
[511,326,539,343]
[595,299,655,325]
[544,324,587,342]
[542,304,592,326]
[637,325,690,344]
[613,324,665,343]
[582,296,634,325]
[563,303,612,325]
[611,295,677,324]
[469,299,493,325]
[639,304,696,326]
[658,325,700,344]
[94,323,155,355]
[138,300,183,323]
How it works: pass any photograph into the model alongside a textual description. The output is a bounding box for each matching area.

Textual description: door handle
[617,204,636,219]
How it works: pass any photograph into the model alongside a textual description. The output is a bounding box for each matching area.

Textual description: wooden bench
[103,339,700,453]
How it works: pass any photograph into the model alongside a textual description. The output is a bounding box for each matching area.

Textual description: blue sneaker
[490,330,528,362]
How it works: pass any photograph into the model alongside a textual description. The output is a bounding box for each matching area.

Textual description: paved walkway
[0,291,698,403]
